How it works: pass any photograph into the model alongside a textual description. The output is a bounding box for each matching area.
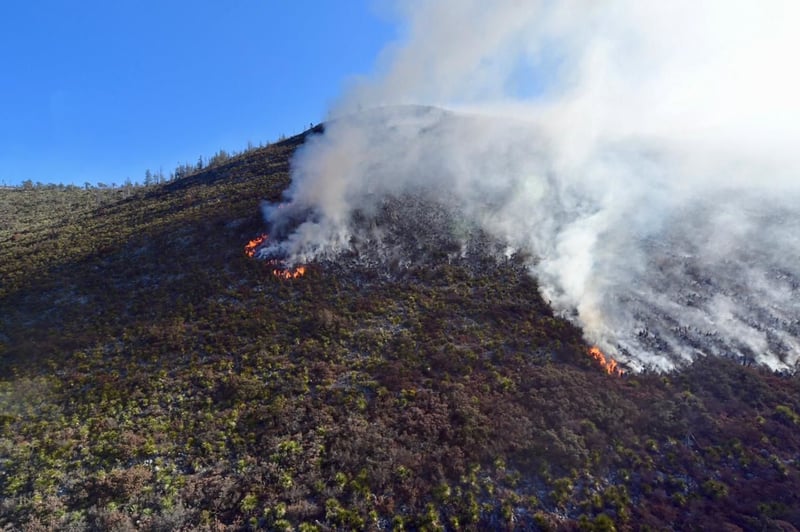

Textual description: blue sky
[0,0,396,186]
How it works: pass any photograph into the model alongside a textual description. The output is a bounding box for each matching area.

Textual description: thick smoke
[263,0,800,372]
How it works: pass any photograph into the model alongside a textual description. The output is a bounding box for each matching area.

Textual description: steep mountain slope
[1,131,799,530]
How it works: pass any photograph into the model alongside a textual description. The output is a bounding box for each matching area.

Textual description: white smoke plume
[262,0,800,372]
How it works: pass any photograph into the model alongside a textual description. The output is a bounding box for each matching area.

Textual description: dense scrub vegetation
[1,130,799,530]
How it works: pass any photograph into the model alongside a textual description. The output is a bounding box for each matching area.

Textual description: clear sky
[0,0,395,186]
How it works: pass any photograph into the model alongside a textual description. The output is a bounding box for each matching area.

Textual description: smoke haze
[263,0,800,371]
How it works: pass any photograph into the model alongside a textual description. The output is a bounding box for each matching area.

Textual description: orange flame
[244,235,307,279]
[272,266,307,279]
[244,234,268,257]
[588,346,624,376]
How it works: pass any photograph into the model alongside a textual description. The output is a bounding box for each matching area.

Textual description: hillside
[1,130,799,531]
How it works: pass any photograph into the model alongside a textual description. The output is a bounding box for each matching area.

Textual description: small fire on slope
[244,234,268,257]
[588,346,624,376]
[244,234,307,279]
[271,265,307,279]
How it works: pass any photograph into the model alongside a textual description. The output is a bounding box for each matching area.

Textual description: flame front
[588,346,624,376]
[244,234,268,257]
[272,266,307,279]
[244,235,307,279]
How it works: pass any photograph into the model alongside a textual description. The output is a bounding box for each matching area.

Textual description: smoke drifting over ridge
[263,1,800,371]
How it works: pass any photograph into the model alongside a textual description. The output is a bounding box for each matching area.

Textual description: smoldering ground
[261,1,800,371]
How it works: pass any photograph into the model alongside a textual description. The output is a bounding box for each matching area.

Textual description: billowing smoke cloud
[263,0,800,372]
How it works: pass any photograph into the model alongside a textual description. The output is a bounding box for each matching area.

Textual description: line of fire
[244,234,307,280]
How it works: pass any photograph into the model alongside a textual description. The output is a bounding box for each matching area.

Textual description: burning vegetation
[244,234,268,258]
[588,346,624,376]
[271,263,306,279]
[244,234,307,279]
[6,138,800,532]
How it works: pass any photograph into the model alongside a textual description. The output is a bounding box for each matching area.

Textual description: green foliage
[0,130,799,530]
[775,404,800,425]
[701,479,730,500]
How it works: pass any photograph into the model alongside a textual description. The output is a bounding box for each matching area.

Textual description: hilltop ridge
[1,127,799,530]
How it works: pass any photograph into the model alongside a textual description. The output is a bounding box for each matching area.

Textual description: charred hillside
[1,131,799,530]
